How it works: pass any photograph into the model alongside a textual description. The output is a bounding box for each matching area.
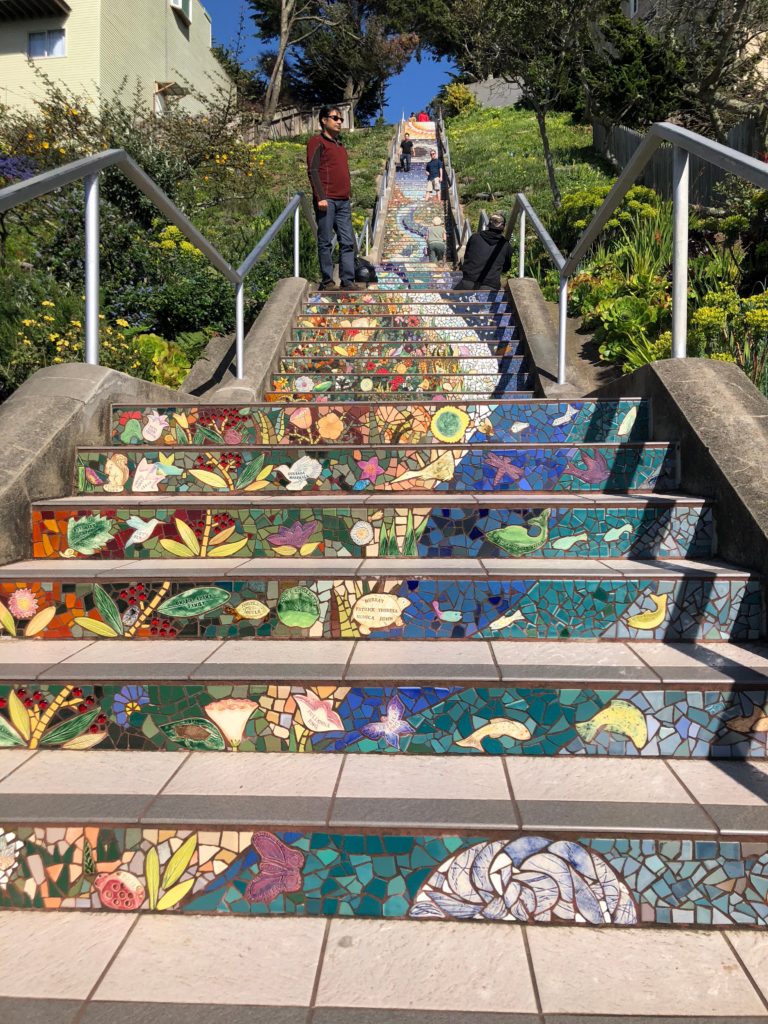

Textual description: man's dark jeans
[400,154,411,172]
[315,198,355,286]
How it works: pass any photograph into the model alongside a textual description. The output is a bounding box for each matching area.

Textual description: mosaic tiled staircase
[2,124,768,934]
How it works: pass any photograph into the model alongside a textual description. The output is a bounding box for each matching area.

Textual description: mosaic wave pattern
[0,573,760,640]
[109,400,650,447]
[4,682,768,758]
[2,824,768,926]
[75,444,676,496]
[33,500,714,561]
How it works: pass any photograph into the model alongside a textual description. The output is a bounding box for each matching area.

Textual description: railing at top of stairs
[437,112,768,386]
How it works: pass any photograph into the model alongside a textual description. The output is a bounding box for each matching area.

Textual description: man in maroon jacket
[306,105,362,291]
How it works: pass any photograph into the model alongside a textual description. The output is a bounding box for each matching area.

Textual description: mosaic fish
[485,510,550,556]
[604,523,634,543]
[627,592,668,630]
[456,718,532,749]
[564,450,610,485]
[488,609,524,630]
[552,404,578,427]
[576,700,648,750]
[431,600,462,623]
[552,531,588,551]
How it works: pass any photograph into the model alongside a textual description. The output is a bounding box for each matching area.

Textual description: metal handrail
[448,119,768,385]
[0,148,317,379]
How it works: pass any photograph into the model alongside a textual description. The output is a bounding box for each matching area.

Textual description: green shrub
[439,83,478,118]
[689,288,768,389]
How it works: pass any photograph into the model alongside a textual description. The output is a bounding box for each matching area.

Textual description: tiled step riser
[307,291,506,303]
[33,503,715,561]
[0,574,760,640]
[267,373,535,397]
[277,357,527,375]
[285,341,523,359]
[110,401,650,447]
[265,390,536,403]
[297,316,514,328]
[303,303,512,315]
[292,329,519,345]
[76,444,676,495]
[2,681,765,758]
[3,822,766,927]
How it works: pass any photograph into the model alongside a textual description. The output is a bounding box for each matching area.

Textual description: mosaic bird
[103,454,129,493]
[484,453,525,487]
[564,450,610,485]
[396,449,456,484]
[124,517,161,548]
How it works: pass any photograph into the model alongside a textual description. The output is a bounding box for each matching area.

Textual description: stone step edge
[83,441,672,453]
[1,556,749,581]
[110,397,649,412]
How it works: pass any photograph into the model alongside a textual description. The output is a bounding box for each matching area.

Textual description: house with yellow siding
[0,0,233,113]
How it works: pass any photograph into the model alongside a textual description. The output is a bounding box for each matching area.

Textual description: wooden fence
[592,118,763,205]
[243,102,354,143]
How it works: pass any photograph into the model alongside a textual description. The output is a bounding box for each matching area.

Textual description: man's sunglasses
[326,115,343,122]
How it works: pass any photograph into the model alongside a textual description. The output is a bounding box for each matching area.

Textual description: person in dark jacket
[457,212,512,290]
[399,133,414,172]
[306,105,362,291]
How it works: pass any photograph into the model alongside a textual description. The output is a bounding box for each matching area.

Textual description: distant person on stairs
[399,133,414,172]
[417,110,429,122]
[457,212,512,291]
[425,150,443,200]
[427,216,446,264]
[306,105,363,291]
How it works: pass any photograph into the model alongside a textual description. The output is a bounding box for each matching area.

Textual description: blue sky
[203,0,457,120]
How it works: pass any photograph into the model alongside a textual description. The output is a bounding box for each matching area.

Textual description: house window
[28,29,66,59]
[170,0,192,25]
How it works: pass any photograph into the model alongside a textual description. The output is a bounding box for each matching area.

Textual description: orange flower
[316,411,345,441]
[289,407,313,431]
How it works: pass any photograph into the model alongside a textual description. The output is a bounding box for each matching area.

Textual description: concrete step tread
[84,441,671,453]
[110,397,648,412]
[2,915,765,1021]
[0,556,752,581]
[2,748,768,836]
[3,637,768,685]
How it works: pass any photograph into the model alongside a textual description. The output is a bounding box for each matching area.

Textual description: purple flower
[0,154,36,183]
[113,685,150,726]
[361,695,415,750]
[267,520,318,552]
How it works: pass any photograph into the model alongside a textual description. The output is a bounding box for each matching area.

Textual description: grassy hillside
[445,107,613,227]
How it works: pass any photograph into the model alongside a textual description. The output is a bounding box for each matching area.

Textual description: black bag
[354,256,378,283]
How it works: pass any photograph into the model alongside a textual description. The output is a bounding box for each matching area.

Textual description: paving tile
[0,998,82,1024]
[82,1005,307,1024]
[602,558,752,578]
[672,760,768,806]
[0,750,187,794]
[0,639,94,679]
[481,558,613,577]
[143,794,331,827]
[346,640,498,681]
[331,797,517,828]
[337,752,510,800]
[0,749,36,781]
[194,640,354,680]
[316,919,537,1013]
[0,793,150,824]
[630,642,768,683]
[313,1012,536,1024]
[237,558,363,577]
[0,560,134,579]
[360,558,486,577]
[527,926,765,1016]
[727,931,768,1008]
[163,751,343,796]
[0,912,135,998]
[492,640,655,683]
[39,641,223,680]
[93,916,325,1005]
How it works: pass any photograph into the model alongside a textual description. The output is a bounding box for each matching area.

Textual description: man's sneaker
[319,280,339,291]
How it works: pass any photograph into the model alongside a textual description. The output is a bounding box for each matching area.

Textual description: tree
[248,0,343,140]
[289,1,418,127]
[652,0,768,143]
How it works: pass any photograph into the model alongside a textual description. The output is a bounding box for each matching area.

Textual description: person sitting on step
[427,216,446,264]
[457,212,512,291]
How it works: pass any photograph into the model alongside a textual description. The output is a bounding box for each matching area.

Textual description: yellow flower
[70,319,82,328]
[21,319,35,327]
[41,300,55,307]
[430,406,470,443]
[41,142,50,150]
[27,132,35,140]
[115,318,130,328]
[42,315,55,323]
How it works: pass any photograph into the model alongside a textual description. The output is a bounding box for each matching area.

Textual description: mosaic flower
[0,830,24,889]
[95,870,145,910]
[113,685,150,726]
[204,698,259,750]
[295,375,314,393]
[141,409,169,442]
[430,406,470,443]
[289,407,313,431]
[245,832,305,904]
[267,520,319,554]
[410,837,638,925]
[361,695,415,750]
[359,377,373,392]
[316,411,345,440]
[293,691,344,732]
[357,455,385,484]
[7,589,39,620]
[350,520,375,546]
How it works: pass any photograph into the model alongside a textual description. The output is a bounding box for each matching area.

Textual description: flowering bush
[689,288,768,389]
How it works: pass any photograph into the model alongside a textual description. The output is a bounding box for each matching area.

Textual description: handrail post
[235,281,244,379]
[84,172,100,365]
[293,204,300,277]
[672,146,690,358]
[365,222,369,256]
[518,209,526,278]
[558,275,568,386]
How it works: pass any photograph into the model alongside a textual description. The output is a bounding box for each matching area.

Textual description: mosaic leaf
[24,606,56,638]
[159,540,197,558]
[74,616,119,638]
[208,538,249,558]
[145,846,160,910]
[162,834,197,890]
[236,454,265,490]
[43,708,101,746]
[93,585,124,637]
[193,425,223,444]
[0,600,16,637]
[8,691,30,742]
[175,518,201,556]
[0,716,24,747]
[209,525,237,546]
[83,838,96,876]
[158,718,226,751]
[67,514,114,556]
[189,469,230,490]
[60,730,108,750]
[157,587,230,619]
[156,877,195,911]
